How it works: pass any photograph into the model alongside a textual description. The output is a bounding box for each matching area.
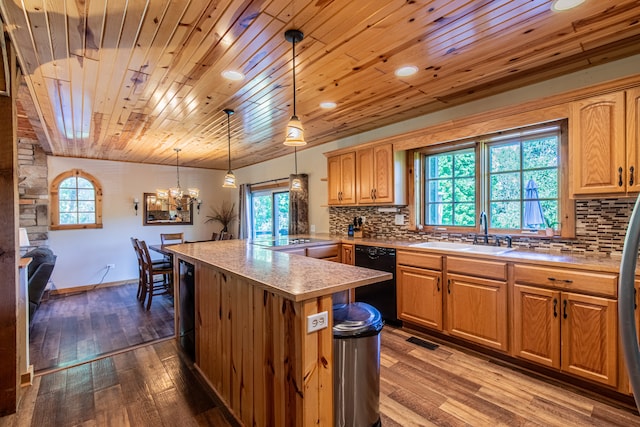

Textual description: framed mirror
[143,192,193,225]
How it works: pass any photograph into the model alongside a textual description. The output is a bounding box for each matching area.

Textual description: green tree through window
[251,188,289,238]
[420,123,562,234]
[425,148,476,226]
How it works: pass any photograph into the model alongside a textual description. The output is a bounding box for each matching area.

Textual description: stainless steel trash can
[333,302,384,427]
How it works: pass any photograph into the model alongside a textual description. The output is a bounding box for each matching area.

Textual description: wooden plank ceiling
[1,0,640,170]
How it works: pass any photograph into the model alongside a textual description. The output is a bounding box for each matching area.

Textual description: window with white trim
[50,169,103,230]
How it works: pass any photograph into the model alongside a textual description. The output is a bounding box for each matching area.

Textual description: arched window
[50,169,103,230]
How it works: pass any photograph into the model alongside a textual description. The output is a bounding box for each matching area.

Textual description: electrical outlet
[361,216,366,223]
[307,311,329,333]
[106,264,115,269]
[310,224,316,234]
[395,214,404,225]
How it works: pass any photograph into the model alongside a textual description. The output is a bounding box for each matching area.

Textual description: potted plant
[206,201,236,233]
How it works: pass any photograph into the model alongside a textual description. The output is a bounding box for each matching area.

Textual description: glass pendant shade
[223,171,237,188]
[290,177,302,192]
[284,115,305,146]
[188,188,199,199]
[169,187,183,199]
[156,189,169,199]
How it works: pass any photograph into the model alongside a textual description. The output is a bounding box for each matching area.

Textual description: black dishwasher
[354,245,400,325]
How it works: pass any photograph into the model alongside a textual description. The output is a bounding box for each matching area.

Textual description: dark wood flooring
[5,339,237,427]
[29,282,174,373]
[5,298,640,426]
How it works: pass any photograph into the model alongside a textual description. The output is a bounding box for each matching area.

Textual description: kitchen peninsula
[165,239,391,427]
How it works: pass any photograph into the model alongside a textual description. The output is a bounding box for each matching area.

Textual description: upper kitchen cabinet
[357,144,394,204]
[326,143,405,206]
[627,87,640,193]
[570,91,636,197]
[327,152,356,205]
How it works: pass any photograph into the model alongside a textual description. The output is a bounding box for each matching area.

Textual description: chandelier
[156,148,199,210]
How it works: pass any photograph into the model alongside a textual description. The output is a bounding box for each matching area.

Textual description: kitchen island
[165,239,391,427]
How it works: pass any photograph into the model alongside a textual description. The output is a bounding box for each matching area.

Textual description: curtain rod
[250,177,289,186]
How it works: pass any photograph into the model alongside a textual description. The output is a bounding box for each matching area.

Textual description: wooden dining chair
[137,239,173,310]
[160,232,184,245]
[130,237,145,301]
[219,232,233,240]
[211,232,219,241]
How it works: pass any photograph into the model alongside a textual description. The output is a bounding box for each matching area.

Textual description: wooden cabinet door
[561,292,618,387]
[397,265,443,331]
[446,273,508,351]
[327,155,342,205]
[340,152,356,204]
[327,153,356,205]
[570,92,626,196]
[627,87,640,193]
[341,244,354,265]
[372,144,394,203]
[513,285,561,368]
[356,148,375,204]
[356,144,394,204]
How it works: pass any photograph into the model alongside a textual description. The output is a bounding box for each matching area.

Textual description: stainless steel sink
[409,241,515,255]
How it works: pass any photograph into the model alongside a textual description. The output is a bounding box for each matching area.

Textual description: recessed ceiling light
[394,65,419,77]
[221,70,244,81]
[320,101,337,109]
[551,0,585,11]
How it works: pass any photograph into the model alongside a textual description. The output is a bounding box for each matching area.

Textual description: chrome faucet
[479,211,489,244]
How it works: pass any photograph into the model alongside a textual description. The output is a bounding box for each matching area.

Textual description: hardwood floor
[3,339,237,427]
[379,327,640,426]
[29,282,174,373]
[4,318,640,426]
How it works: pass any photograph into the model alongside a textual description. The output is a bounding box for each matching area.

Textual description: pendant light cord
[292,37,297,117]
[175,148,181,188]
[294,147,298,174]
[227,112,232,171]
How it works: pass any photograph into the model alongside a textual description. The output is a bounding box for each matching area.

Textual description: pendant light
[222,108,237,188]
[283,29,306,146]
[157,148,199,209]
[290,147,302,192]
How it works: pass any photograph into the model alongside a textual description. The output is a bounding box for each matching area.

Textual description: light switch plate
[395,214,404,225]
[307,311,329,333]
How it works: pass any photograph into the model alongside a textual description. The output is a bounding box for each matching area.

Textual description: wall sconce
[197,199,202,214]
[133,197,139,215]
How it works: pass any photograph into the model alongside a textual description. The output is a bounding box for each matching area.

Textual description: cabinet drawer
[306,244,339,259]
[514,264,617,297]
[397,250,442,270]
[447,257,507,281]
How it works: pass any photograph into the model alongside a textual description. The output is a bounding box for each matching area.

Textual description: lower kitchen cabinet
[397,265,443,330]
[446,273,508,351]
[513,285,561,369]
[513,265,619,387]
[562,292,618,387]
[341,243,354,265]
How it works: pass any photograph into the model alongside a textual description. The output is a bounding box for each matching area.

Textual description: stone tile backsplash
[329,198,637,255]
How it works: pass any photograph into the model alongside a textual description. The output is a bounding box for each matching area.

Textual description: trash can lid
[333,302,384,337]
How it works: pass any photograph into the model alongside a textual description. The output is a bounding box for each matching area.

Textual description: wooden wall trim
[325,74,640,156]
[0,33,18,416]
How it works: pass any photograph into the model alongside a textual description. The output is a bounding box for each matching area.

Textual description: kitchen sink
[409,241,515,255]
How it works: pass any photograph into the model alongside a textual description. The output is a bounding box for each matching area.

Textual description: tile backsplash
[329,197,637,255]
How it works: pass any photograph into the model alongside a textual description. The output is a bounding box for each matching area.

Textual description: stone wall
[329,197,637,255]
[18,137,49,246]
